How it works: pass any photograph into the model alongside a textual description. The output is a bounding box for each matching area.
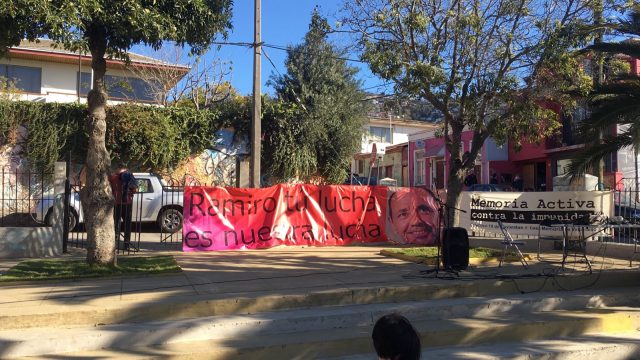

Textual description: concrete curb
[342,332,640,360]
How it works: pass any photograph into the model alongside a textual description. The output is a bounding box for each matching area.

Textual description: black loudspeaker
[442,227,469,271]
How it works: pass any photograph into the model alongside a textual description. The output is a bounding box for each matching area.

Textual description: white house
[0,39,188,104]
[351,115,438,186]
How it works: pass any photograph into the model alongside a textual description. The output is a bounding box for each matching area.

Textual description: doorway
[435,159,445,188]
[536,162,547,191]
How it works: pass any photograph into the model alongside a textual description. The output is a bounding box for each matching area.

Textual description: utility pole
[77,50,82,103]
[250,0,262,188]
[594,0,605,189]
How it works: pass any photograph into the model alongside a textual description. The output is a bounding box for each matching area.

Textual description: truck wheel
[158,208,183,233]
[45,209,77,231]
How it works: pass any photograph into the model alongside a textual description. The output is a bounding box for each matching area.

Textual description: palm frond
[568,133,637,176]
[574,76,640,136]
[577,97,640,134]
[619,8,640,37]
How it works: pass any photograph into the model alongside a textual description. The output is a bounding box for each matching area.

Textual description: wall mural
[167,129,248,186]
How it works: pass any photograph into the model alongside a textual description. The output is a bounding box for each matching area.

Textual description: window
[0,64,41,93]
[435,160,445,188]
[369,126,391,143]
[605,151,617,172]
[385,165,393,178]
[556,159,571,176]
[135,179,153,193]
[572,104,590,125]
[357,159,364,174]
[415,158,425,185]
[78,72,91,95]
[78,72,158,102]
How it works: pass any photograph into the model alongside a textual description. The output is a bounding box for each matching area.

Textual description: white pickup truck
[34,173,184,233]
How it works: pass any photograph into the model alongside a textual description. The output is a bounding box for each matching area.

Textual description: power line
[263,46,394,102]
[263,43,367,63]
[262,47,307,111]
[361,82,394,91]
[210,41,254,48]
[209,41,397,93]
[262,47,283,77]
[209,41,368,64]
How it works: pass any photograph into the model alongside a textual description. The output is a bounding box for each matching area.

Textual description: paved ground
[1,240,638,324]
[1,242,639,359]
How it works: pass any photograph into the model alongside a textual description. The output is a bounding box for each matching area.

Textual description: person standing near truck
[109,168,137,250]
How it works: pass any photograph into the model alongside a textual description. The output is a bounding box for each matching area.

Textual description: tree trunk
[445,121,466,227]
[82,34,116,265]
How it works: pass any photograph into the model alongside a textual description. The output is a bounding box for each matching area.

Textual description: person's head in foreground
[372,313,421,360]
[387,187,438,245]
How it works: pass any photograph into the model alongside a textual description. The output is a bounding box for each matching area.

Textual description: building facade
[408,129,517,190]
[407,119,637,192]
[0,39,188,104]
[351,116,438,186]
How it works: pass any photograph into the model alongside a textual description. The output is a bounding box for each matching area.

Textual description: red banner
[183,184,440,251]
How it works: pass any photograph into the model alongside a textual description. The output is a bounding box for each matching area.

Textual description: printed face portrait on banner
[386,187,440,245]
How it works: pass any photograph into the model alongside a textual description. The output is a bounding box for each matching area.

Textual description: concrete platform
[2,288,640,358]
[339,332,640,360]
[1,246,639,328]
[0,244,639,358]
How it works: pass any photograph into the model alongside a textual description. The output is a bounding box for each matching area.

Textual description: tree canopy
[264,11,367,184]
[343,0,599,223]
[0,0,232,265]
[0,0,232,58]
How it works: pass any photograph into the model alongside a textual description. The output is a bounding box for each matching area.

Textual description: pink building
[408,122,625,192]
[407,130,517,190]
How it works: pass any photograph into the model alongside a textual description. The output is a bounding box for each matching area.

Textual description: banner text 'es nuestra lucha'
[183,184,441,251]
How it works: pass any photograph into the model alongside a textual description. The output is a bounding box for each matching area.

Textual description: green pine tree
[264,10,367,184]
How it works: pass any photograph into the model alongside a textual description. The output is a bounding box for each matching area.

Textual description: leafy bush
[0,100,246,175]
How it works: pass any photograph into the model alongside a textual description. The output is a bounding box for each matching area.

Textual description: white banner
[459,191,613,236]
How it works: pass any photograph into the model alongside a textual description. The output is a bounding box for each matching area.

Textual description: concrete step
[2,288,640,359]
[2,269,639,331]
[338,332,640,360]
[8,309,640,359]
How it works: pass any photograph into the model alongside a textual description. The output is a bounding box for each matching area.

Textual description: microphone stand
[431,195,467,275]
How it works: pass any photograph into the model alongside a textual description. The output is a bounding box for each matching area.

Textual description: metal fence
[157,175,200,248]
[61,173,220,255]
[63,183,163,255]
[611,185,640,245]
[0,166,55,227]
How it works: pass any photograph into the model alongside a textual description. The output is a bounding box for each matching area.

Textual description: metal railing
[0,166,55,227]
[610,185,640,245]
[63,173,217,254]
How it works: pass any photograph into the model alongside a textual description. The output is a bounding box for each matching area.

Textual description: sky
[137,0,390,96]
